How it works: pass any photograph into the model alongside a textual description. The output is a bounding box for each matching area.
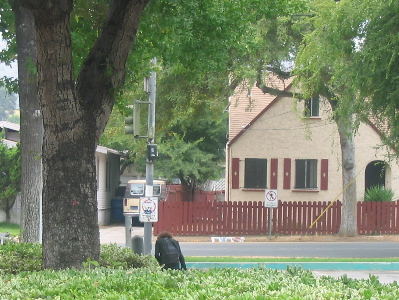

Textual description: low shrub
[0,241,157,274]
[364,185,394,202]
[99,243,158,269]
[0,242,42,274]
[0,267,398,299]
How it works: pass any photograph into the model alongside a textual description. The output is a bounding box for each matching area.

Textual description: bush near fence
[154,200,399,236]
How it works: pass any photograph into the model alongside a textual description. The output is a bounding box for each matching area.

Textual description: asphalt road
[100,225,399,258]
[179,242,399,258]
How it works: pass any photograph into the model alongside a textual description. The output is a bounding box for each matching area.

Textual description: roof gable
[228,80,293,146]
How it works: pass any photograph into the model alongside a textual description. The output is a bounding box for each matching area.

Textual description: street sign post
[265,189,278,239]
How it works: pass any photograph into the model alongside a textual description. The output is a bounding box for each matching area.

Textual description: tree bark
[13,0,43,243]
[24,0,149,269]
[337,115,358,237]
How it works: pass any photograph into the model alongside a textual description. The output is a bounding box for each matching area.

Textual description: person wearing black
[155,231,187,270]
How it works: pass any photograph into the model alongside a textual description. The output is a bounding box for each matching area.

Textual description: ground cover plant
[1,266,398,299]
[0,242,158,274]
[1,241,399,298]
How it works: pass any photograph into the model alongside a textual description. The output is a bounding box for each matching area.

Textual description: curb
[186,262,399,271]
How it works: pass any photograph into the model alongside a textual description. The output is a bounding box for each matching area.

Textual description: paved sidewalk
[312,270,399,284]
[100,224,145,245]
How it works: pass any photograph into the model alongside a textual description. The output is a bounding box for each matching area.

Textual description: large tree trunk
[13,0,43,243]
[25,0,149,269]
[337,116,358,237]
[31,2,100,270]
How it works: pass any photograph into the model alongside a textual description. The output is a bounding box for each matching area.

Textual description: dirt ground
[175,234,399,243]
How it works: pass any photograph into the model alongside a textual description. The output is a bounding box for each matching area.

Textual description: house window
[295,159,318,189]
[305,96,319,117]
[244,158,267,189]
[106,161,111,191]
[96,157,100,191]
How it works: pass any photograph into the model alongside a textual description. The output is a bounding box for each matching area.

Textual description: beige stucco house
[0,121,121,225]
[226,79,399,204]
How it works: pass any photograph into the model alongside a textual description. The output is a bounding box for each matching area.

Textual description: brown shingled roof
[228,75,293,142]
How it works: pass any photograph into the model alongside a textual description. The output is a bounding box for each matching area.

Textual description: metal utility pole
[143,58,157,255]
[123,59,158,254]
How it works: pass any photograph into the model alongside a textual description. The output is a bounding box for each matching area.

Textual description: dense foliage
[0,87,18,121]
[0,265,398,299]
[295,0,399,147]
[0,141,20,221]
[0,242,158,275]
[100,0,308,185]
[364,186,394,202]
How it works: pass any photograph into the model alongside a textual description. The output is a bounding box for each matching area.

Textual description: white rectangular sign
[139,197,158,222]
[264,189,278,208]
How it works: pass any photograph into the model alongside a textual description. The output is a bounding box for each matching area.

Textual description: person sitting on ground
[155,231,187,270]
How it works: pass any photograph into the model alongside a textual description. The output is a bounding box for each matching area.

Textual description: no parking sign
[139,197,158,222]
[264,189,278,208]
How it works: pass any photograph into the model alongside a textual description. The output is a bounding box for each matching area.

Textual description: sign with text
[139,197,158,222]
[264,189,278,208]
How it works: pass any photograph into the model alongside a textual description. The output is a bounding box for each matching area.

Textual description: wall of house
[0,122,123,226]
[5,130,20,143]
[227,91,399,204]
[96,150,121,225]
[354,122,399,199]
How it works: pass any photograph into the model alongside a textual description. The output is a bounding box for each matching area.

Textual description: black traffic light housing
[124,102,140,136]
[147,144,158,160]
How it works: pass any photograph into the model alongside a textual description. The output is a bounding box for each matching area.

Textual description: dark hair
[157,231,173,240]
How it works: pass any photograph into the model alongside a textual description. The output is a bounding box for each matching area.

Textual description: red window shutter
[283,158,291,189]
[232,158,239,189]
[321,159,328,190]
[270,158,278,189]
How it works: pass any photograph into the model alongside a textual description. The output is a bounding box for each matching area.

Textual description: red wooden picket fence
[357,200,399,235]
[153,200,399,236]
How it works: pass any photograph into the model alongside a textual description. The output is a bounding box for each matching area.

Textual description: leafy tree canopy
[295,0,399,145]
[102,0,309,183]
[0,86,17,121]
[0,140,21,214]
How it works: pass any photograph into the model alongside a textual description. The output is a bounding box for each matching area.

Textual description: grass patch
[0,222,20,237]
[185,256,399,262]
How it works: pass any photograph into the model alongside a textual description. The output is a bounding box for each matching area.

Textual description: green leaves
[294,0,399,147]
[364,185,394,202]
[0,142,20,213]
[1,266,398,299]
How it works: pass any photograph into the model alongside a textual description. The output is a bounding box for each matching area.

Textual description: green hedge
[0,242,158,274]
[0,267,398,299]
[1,242,399,298]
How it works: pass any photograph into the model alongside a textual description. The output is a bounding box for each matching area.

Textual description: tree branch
[77,0,150,140]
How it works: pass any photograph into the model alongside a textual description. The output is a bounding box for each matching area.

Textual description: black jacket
[155,237,187,270]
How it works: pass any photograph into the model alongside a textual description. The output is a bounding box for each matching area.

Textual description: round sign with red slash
[264,189,278,207]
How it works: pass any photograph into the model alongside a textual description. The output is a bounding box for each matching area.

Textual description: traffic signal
[147,144,158,160]
[125,102,140,136]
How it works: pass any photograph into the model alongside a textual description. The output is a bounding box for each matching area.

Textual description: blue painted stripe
[186,262,399,271]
